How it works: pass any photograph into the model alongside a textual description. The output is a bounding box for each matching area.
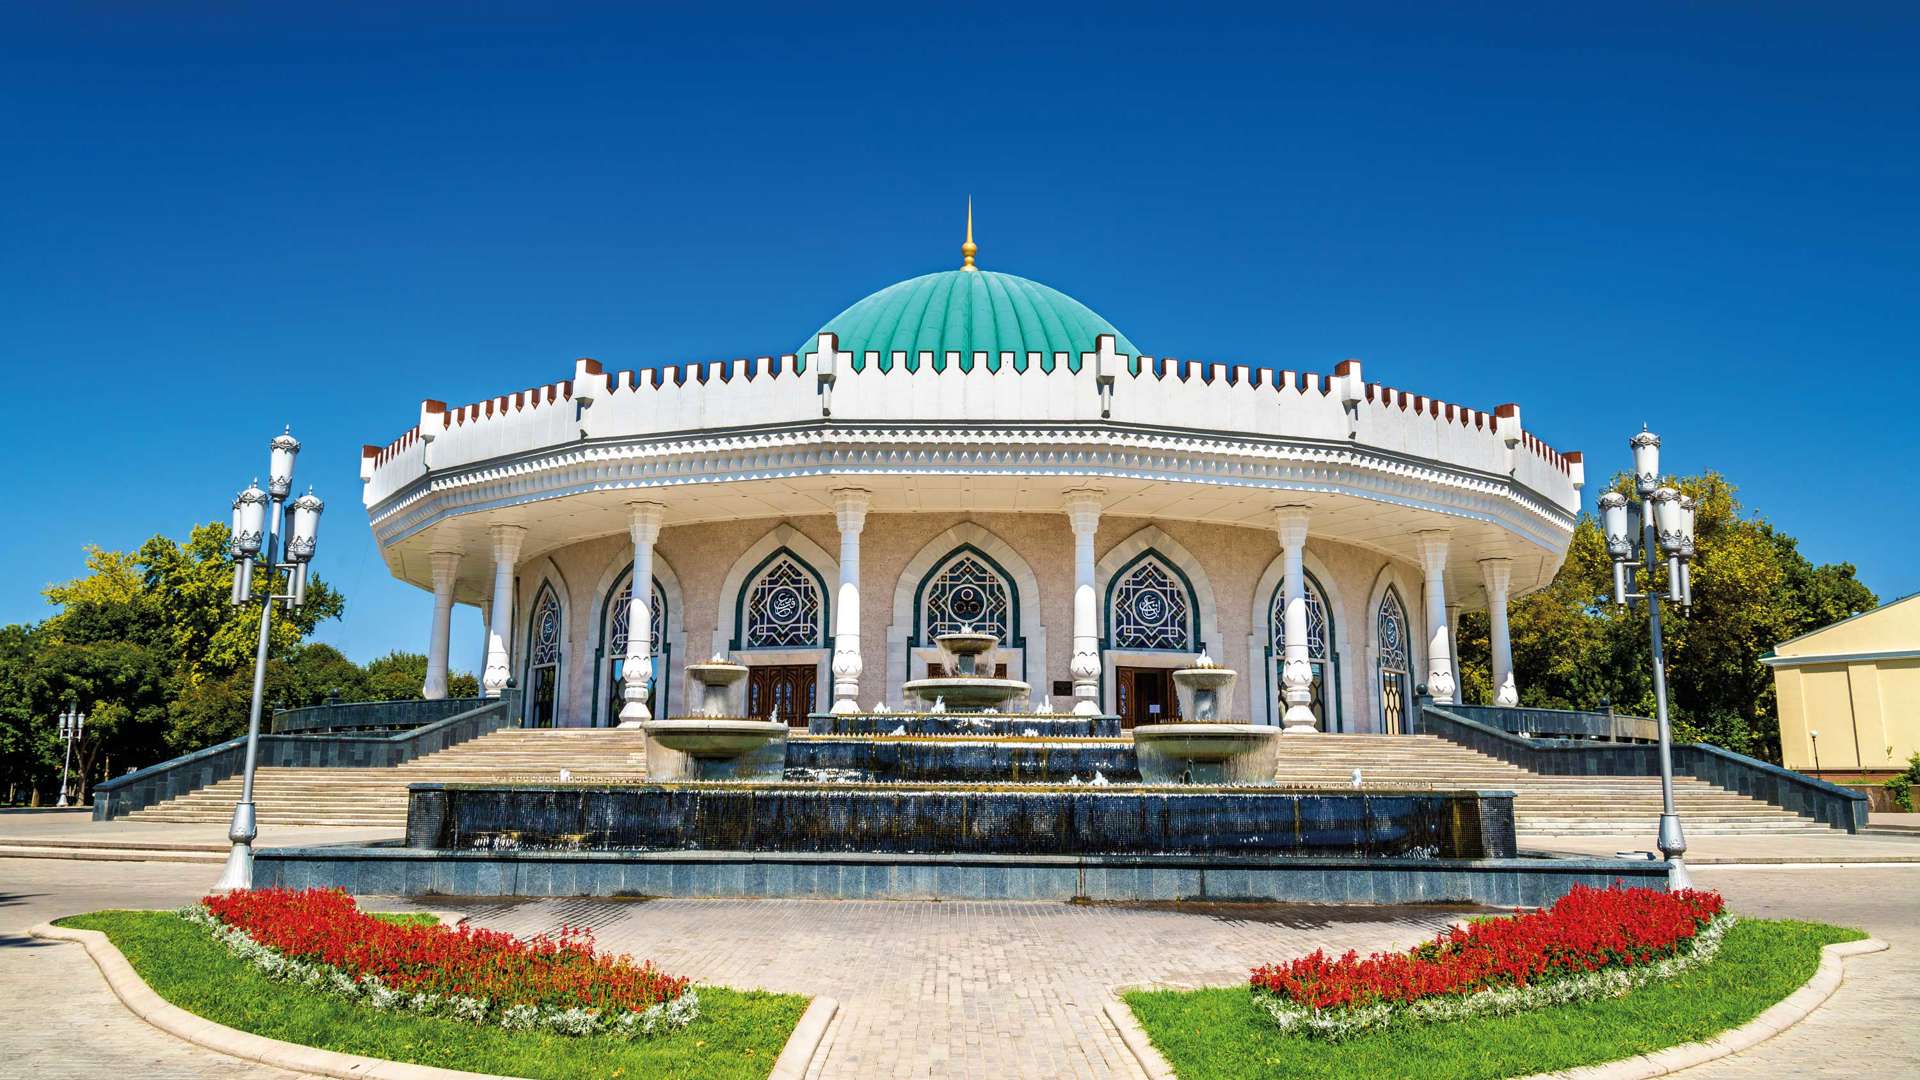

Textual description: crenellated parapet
[360,334,1583,556]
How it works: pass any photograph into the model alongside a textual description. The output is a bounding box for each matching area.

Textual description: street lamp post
[55,706,86,807]
[213,428,324,892]
[1599,427,1698,890]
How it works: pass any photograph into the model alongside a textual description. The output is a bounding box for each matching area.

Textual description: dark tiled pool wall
[408,784,1514,860]
[805,713,1123,738]
[784,738,1140,784]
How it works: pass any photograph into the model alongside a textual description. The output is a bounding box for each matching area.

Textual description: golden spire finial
[960,196,978,271]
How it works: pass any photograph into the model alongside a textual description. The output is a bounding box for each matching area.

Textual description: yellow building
[1764,593,1920,779]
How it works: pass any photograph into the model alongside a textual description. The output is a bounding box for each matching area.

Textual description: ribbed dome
[797,270,1139,362]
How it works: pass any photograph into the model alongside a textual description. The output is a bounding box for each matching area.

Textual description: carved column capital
[1479,557,1513,598]
[626,501,666,546]
[488,524,526,565]
[1272,505,1310,550]
[830,487,872,534]
[1062,488,1105,536]
[1413,529,1451,575]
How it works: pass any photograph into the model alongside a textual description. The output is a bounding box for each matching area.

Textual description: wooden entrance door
[747,664,816,727]
[1115,666,1180,729]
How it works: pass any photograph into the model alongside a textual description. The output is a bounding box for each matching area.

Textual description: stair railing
[92,691,521,821]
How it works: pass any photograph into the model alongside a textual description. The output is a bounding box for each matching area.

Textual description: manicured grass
[1124,918,1864,1080]
[57,909,808,1080]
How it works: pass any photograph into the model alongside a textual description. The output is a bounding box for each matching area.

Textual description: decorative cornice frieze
[365,423,1577,557]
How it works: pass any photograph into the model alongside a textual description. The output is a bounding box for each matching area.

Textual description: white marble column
[830,488,871,714]
[1063,489,1105,715]
[422,550,462,700]
[1274,506,1317,733]
[1414,530,1456,705]
[619,502,666,727]
[1481,558,1519,707]
[481,525,525,698]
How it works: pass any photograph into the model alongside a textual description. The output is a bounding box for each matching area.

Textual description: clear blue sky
[3,4,1915,669]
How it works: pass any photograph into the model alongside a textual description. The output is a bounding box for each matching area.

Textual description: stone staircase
[129,729,651,828]
[124,728,1831,838]
[1269,733,1834,837]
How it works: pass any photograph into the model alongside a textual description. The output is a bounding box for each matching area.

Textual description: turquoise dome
[798,269,1139,363]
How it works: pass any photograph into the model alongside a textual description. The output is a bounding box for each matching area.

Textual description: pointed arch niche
[521,580,564,728]
[1362,562,1427,734]
[1248,546,1353,730]
[712,524,839,718]
[1094,525,1220,717]
[585,553,688,726]
[886,523,1046,707]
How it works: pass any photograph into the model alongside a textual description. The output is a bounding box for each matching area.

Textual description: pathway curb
[1521,936,1889,1079]
[769,995,839,1080]
[33,918,835,1080]
[1103,938,1889,1080]
[1102,990,1178,1080]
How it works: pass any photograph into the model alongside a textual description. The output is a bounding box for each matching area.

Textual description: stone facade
[497,512,1435,731]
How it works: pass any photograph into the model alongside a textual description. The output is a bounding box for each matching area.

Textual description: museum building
[359,233,1585,733]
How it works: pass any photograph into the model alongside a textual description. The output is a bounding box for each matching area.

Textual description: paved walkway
[448,896,1471,1080]
[0,858,315,1080]
[0,846,1911,1079]
[1674,864,1919,1078]
[1533,827,1920,863]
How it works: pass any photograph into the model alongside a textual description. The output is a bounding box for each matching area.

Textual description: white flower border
[1254,914,1736,1042]
[181,905,699,1039]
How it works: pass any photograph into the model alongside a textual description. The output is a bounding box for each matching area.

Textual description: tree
[1458,470,1876,762]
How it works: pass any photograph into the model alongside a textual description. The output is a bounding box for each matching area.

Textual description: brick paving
[1669,865,1920,1078]
[448,896,1471,1079]
[0,851,1911,1079]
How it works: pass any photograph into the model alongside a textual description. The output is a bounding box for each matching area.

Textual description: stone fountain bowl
[1170,667,1237,692]
[899,676,1033,712]
[1132,722,1277,763]
[935,630,1002,658]
[643,717,787,758]
[684,660,749,686]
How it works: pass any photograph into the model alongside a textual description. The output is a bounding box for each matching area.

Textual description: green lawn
[1124,918,1864,1080]
[57,909,809,1080]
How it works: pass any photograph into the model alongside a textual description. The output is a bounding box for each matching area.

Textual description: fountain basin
[785,736,1139,784]
[1133,722,1281,784]
[807,712,1123,738]
[405,782,1515,859]
[898,676,1034,712]
[642,718,788,781]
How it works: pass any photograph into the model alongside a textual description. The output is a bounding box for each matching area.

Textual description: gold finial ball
[961,197,978,271]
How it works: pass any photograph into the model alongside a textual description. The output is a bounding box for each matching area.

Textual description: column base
[616,719,647,730]
[830,698,861,715]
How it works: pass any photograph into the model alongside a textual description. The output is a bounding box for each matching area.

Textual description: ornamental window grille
[1109,557,1194,651]
[921,553,1012,643]
[526,585,561,728]
[605,574,667,725]
[1269,573,1336,729]
[1377,588,1411,734]
[743,555,822,648]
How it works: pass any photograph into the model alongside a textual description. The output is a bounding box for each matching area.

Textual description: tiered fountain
[265,629,1670,907]
[1132,655,1282,784]
[641,657,787,781]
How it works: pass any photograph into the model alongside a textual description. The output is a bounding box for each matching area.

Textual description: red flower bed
[204,888,689,1014]
[1251,885,1724,1011]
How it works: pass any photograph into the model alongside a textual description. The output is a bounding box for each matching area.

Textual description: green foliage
[57,909,807,1080]
[0,524,475,804]
[1884,753,1920,812]
[1124,918,1865,1080]
[1457,471,1876,763]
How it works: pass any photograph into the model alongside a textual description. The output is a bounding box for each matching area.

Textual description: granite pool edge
[255,844,1666,906]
